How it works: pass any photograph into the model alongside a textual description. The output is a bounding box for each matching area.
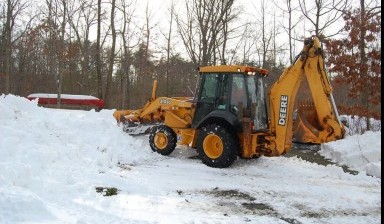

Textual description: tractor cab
[192,65,269,132]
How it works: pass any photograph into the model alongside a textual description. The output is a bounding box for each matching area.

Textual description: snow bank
[0,94,154,223]
[321,131,381,178]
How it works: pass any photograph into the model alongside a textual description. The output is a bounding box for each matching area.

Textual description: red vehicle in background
[27,93,104,111]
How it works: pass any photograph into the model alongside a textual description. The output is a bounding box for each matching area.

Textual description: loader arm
[113,80,195,135]
[266,36,345,156]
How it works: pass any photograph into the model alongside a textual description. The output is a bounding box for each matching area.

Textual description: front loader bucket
[113,109,140,123]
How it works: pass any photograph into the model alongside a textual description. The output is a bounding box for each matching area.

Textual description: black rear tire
[197,124,238,168]
[149,125,177,155]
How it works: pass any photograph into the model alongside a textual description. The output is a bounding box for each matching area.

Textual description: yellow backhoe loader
[113,35,345,168]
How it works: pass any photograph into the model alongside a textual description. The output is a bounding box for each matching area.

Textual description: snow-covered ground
[0,94,381,224]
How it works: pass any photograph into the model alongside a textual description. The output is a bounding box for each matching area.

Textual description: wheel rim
[154,132,168,150]
[203,134,223,159]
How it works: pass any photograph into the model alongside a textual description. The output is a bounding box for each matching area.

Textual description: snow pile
[321,131,381,178]
[0,94,153,223]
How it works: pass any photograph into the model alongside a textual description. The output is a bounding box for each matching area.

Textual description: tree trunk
[166,1,174,96]
[104,0,116,108]
[359,0,370,131]
[57,0,67,109]
[96,0,102,99]
[120,0,133,109]
[4,0,12,94]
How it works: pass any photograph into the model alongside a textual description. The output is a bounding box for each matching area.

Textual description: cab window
[230,74,247,114]
[199,74,218,103]
[247,75,268,130]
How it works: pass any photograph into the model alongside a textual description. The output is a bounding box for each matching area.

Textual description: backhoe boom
[266,36,345,156]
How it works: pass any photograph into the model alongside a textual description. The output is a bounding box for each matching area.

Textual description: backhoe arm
[266,36,344,156]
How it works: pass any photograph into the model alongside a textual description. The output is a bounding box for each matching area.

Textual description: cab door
[192,73,228,126]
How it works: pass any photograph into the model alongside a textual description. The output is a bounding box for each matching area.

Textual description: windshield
[247,75,268,130]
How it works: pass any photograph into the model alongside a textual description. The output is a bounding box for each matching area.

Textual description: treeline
[0,0,381,122]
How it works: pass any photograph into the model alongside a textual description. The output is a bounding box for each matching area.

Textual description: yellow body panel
[174,128,197,147]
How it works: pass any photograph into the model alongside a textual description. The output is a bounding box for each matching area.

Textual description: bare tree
[3,0,14,94]
[175,0,235,66]
[140,2,156,100]
[118,0,136,109]
[103,0,117,108]
[175,2,198,65]
[41,0,68,108]
[250,0,274,68]
[230,22,259,65]
[56,0,68,108]
[260,0,272,68]
[163,0,175,96]
[216,1,238,65]
[2,0,33,94]
[298,0,350,38]
[96,0,102,99]
[144,3,152,62]
[274,0,303,63]
[67,0,98,93]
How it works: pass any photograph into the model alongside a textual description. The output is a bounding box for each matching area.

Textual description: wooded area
[0,0,381,122]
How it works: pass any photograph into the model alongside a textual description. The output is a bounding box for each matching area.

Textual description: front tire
[197,124,238,168]
[149,125,177,155]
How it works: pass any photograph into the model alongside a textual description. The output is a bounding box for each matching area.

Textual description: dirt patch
[200,188,302,223]
[285,143,359,175]
[241,202,277,216]
[202,188,273,215]
[299,208,373,219]
[208,187,256,201]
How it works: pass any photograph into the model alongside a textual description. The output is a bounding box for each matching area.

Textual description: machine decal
[278,95,288,126]
[160,98,171,104]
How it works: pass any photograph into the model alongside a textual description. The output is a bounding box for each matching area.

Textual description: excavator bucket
[292,101,323,144]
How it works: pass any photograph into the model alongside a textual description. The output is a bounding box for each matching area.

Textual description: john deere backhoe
[113,35,345,168]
